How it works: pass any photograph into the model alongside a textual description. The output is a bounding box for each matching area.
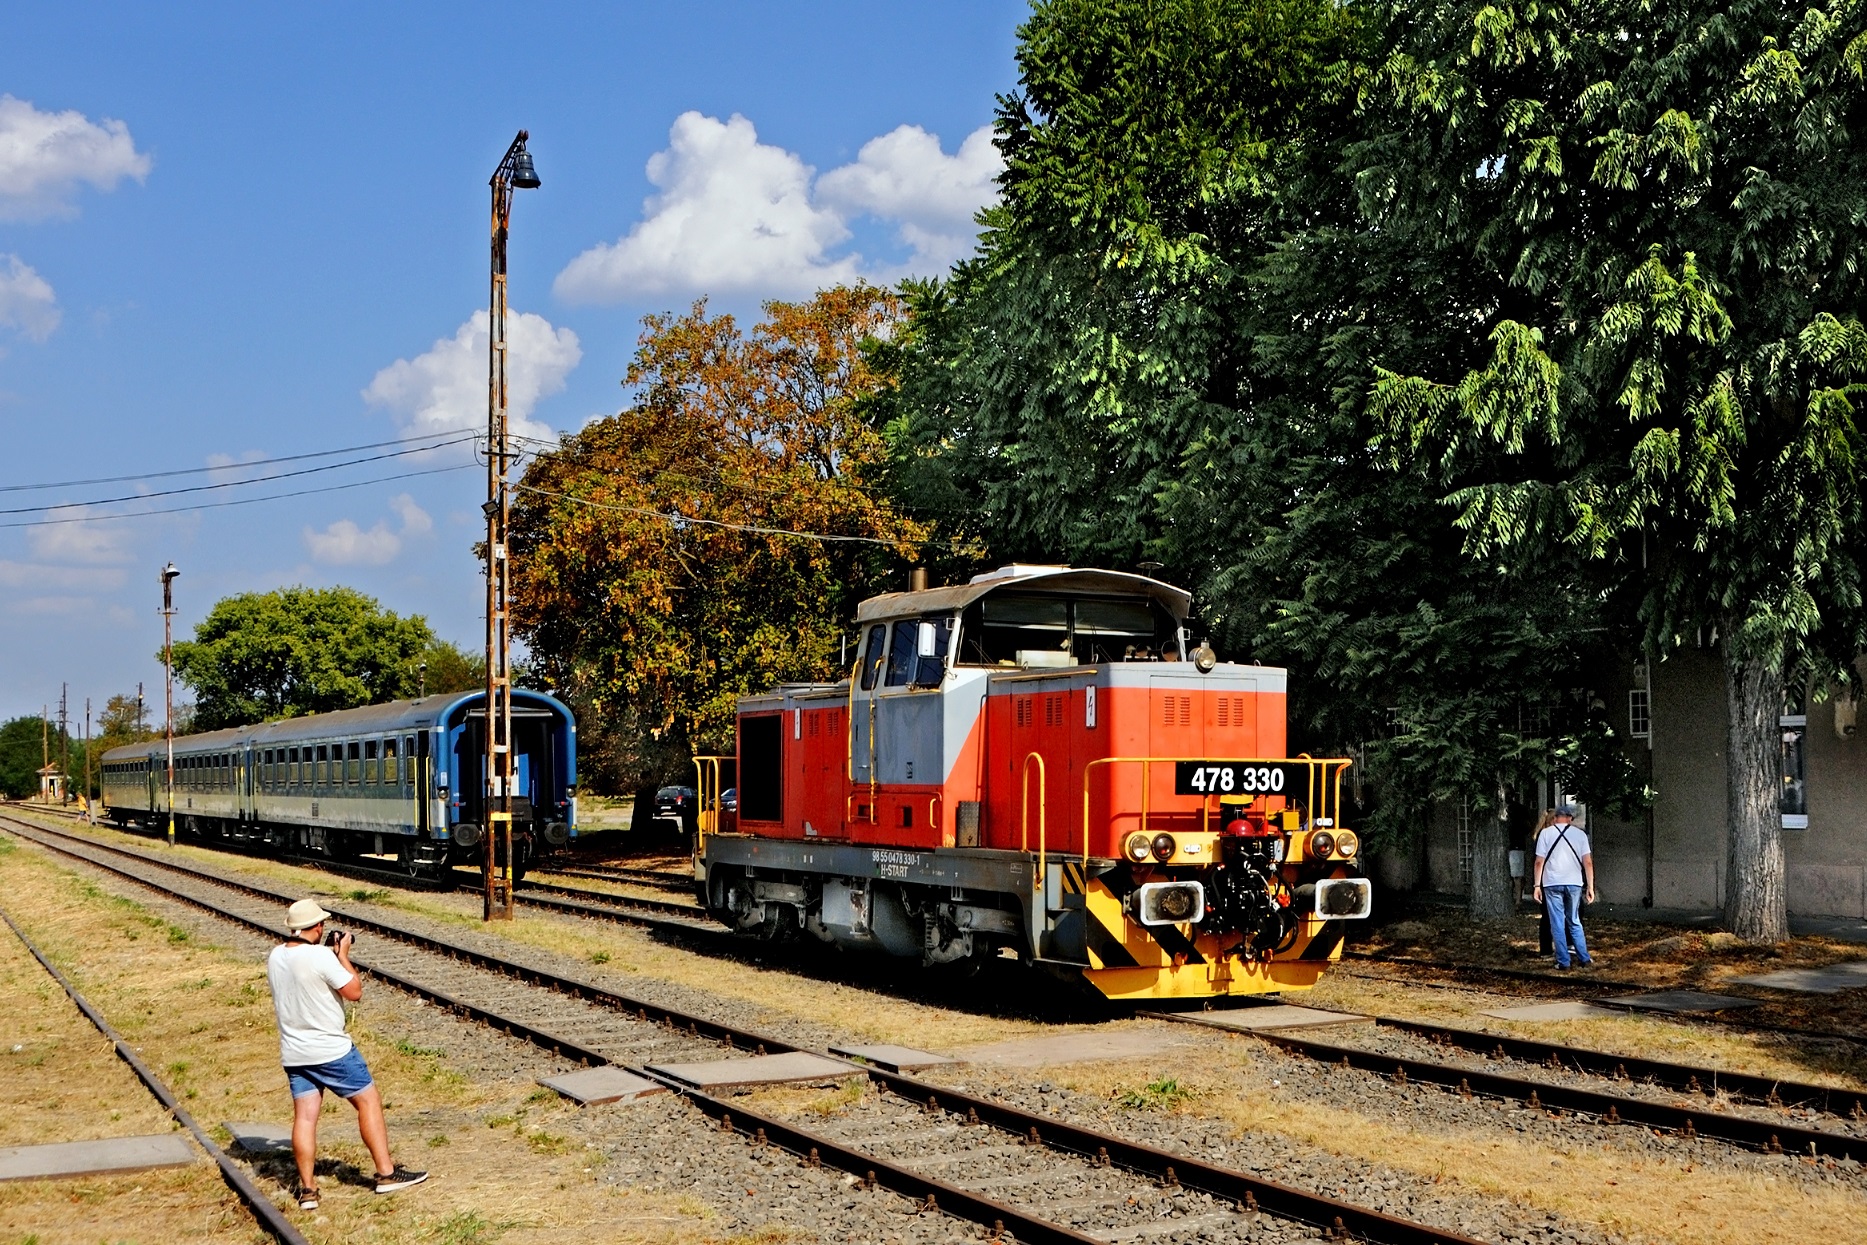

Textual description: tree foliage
[0,716,59,799]
[510,286,928,794]
[1362,0,1867,940]
[883,0,1645,923]
[169,586,435,730]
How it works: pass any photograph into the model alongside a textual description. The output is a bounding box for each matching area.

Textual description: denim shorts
[285,1046,375,1099]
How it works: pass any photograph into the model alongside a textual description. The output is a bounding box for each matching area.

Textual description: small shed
[36,764,63,803]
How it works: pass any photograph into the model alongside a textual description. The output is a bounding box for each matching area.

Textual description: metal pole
[58,684,69,804]
[483,129,534,922]
[161,564,178,847]
[83,697,91,820]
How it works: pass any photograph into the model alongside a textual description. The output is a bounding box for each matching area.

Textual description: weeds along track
[0,813,1499,1245]
[538,861,696,893]
[0,901,311,1245]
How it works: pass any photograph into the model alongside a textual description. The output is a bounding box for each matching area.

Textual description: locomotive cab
[696,565,1369,1002]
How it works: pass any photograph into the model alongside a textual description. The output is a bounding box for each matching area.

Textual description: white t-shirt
[266,941,355,1066]
[1534,824,1592,888]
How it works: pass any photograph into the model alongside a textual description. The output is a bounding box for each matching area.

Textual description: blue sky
[0,1,1025,727]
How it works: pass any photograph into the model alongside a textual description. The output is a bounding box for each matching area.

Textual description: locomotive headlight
[1126,833,1154,863]
[1151,832,1177,862]
[1308,830,1335,859]
[1333,829,1358,859]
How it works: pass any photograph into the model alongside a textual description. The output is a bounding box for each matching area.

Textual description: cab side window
[858,623,887,691]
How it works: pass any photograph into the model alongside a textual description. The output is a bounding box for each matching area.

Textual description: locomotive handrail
[1020,751,1047,887]
[692,754,731,859]
[1079,755,1355,861]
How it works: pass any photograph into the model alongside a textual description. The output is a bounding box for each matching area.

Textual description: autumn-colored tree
[509,285,930,798]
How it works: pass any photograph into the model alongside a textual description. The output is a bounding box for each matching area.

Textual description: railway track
[539,860,695,893]
[0,902,310,1245]
[1,811,1500,1245]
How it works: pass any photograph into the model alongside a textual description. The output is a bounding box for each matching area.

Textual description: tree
[0,715,61,799]
[169,586,436,730]
[417,640,486,697]
[1365,0,1867,942]
[96,692,155,750]
[884,0,1645,920]
[509,286,929,798]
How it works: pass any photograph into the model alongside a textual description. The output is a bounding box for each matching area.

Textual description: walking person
[1532,806,1596,969]
[268,898,427,1210]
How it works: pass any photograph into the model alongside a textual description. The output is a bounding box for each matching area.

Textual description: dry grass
[1035,1048,1867,1245]
[0,831,766,1244]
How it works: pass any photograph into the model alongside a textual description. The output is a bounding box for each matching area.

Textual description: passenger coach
[100,689,576,876]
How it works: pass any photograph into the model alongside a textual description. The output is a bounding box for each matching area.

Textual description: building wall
[1649,648,1727,909]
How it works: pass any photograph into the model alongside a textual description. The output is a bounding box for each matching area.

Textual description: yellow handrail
[691,754,731,858]
[1079,755,1355,862]
[1020,751,1047,887]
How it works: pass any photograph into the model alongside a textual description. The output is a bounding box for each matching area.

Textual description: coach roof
[855,565,1193,624]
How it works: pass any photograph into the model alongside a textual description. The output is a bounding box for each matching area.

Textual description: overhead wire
[0,428,477,495]
[0,433,479,516]
[0,464,476,531]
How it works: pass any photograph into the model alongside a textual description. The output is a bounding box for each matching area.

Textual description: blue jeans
[1543,885,1590,967]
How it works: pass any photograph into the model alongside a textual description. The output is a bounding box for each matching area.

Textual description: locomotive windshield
[957,593,1183,666]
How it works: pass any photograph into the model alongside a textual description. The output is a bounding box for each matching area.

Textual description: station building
[1372,647,1867,921]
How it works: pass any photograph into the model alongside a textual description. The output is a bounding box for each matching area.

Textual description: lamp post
[160,562,179,847]
[483,130,540,922]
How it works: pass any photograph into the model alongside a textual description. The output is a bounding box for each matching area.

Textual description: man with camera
[268,898,427,1210]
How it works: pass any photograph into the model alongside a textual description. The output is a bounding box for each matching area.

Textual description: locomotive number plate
[1174,761,1309,797]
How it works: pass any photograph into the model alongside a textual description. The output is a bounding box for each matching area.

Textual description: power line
[0,464,475,531]
[0,434,478,517]
[0,428,479,495]
[513,481,965,551]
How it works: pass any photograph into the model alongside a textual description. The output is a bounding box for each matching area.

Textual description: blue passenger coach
[99,689,576,876]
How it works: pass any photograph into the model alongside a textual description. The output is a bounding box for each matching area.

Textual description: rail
[1079,755,1353,863]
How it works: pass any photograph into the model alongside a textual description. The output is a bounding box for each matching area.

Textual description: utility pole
[161,563,179,847]
[84,697,92,818]
[482,130,540,922]
[58,684,69,804]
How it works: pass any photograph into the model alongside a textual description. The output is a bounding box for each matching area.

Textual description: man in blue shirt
[1532,806,1596,969]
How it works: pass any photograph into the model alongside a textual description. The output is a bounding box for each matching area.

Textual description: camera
[322,928,353,948]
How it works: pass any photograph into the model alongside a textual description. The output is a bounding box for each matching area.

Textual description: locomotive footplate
[702,834,1035,894]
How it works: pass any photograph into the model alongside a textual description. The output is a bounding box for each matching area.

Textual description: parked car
[653,785,697,838]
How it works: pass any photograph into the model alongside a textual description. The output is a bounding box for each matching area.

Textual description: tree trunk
[1724,635,1788,944]
[1468,781,1515,921]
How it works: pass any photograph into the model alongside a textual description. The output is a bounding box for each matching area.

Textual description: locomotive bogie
[696,566,1370,1002]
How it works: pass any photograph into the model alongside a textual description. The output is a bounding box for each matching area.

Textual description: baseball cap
[1554,804,1577,817]
[286,899,333,931]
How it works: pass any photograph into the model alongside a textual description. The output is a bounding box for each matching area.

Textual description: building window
[1456,797,1474,890]
[1628,688,1651,739]
[1781,715,1808,829]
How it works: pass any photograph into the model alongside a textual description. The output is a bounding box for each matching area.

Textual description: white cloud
[0,255,60,342]
[363,309,580,446]
[554,113,1000,303]
[817,124,1001,271]
[303,493,433,567]
[206,449,268,484]
[0,94,151,221]
[28,507,132,564]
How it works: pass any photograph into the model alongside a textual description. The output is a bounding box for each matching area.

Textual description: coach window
[312,745,326,785]
[347,741,361,785]
[364,740,379,785]
[383,737,398,785]
[403,736,417,789]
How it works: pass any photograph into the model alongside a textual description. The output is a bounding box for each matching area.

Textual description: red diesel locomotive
[694,565,1370,1002]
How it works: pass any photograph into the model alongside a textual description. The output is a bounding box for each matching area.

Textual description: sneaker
[295,1185,320,1211]
[374,1166,428,1195]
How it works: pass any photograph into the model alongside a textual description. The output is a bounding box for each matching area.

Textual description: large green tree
[0,716,57,799]
[883,0,1643,919]
[169,586,435,729]
[1366,0,1867,942]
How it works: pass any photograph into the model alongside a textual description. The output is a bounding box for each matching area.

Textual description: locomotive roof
[855,565,1192,623]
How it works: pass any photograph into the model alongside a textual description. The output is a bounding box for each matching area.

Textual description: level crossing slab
[1729,962,1867,994]
[957,1026,1201,1068]
[828,1043,958,1072]
[1149,1004,1372,1032]
[646,1051,854,1090]
[1595,990,1761,1013]
[538,1066,666,1105]
[0,1134,195,1182]
[1480,1002,1617,1021]
[222,1121,292,1155]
